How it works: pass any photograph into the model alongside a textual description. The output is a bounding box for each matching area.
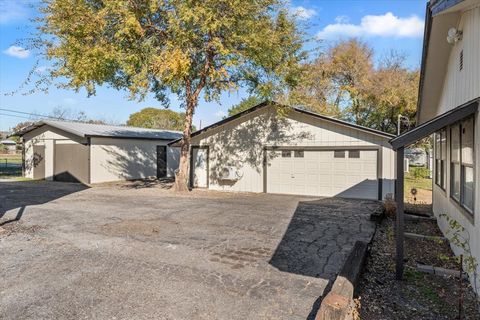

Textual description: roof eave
[391,98,479,150]
[416,1,433,125]
[168,101,395,146]
[431,0,466,15]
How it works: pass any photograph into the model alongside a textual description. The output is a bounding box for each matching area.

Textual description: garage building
[171,102,396,200]
[16,120,181,184]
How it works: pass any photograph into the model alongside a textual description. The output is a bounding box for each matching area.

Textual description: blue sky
[0,0,427,132]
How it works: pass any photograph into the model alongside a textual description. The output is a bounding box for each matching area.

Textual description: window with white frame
[435,129,447,190]
[450,117,475,214]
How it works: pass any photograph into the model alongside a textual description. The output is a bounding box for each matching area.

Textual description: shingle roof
[15,120,182,140]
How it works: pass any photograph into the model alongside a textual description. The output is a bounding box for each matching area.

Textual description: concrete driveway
[0,181,379,320]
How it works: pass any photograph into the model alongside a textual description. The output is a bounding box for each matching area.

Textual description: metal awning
[391,99,478,150]
[390,97,478,280]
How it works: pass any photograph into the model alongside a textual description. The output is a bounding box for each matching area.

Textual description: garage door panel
[267,149,378,200]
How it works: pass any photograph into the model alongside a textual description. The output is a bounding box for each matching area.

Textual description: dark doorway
[156,145,167,178]
[32,145,45,180]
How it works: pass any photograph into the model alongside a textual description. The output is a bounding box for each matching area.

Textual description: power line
[0,108,61,120]
[0,113,35,120]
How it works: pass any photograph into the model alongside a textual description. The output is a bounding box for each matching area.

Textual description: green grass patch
[404,268,423,282]
[405,170,432,192]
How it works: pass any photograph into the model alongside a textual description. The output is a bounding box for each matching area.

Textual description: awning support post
[395,146,405,280]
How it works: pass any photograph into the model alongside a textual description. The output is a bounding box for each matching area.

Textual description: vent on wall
[460,50,464,71]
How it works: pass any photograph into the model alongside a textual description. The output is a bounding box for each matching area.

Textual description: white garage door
[266,149,378,200]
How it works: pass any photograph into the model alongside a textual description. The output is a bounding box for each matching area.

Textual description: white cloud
[317,12,424,40]
[334,15,350,24]
[214,110,226,118]
[3,45,30,59]
[0,1,28,24]
[291,6,317,20]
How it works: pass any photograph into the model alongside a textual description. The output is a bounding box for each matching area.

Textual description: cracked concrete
[0,181,378,320]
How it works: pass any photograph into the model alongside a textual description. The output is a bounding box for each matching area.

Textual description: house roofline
[416,1,433,125]
[431,0,466,15]
[168,101,395,146]
[13,120,180,141]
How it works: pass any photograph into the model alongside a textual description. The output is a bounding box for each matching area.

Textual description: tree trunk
[174,94,197,192]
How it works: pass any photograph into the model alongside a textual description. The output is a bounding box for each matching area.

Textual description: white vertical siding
[438,6,480,115]
[432,5,480,292]
[192,106,396,199]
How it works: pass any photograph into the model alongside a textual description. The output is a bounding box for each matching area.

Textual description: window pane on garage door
[266,150,378,200]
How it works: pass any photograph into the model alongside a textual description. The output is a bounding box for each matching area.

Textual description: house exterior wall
[89,137,178,184]
[438,6,480,114]
[23,126,180,183]
[23,126,86,180]
[190,106,396,198]
[433,114,480,292]
[432,5,480,292]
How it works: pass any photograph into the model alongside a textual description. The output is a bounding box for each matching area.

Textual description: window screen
[461,118,474,213]
[281,150,291,158]
[294,150,304,158]
[450,117,475,215]
[435,129,446,190]
[334,150,345,158]
[349,150,360,158]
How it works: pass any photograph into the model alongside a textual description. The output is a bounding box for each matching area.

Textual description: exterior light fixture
[447,27,462,44]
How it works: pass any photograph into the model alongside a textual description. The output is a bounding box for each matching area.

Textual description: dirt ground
[358,217,480,319]
[0,180,380,320]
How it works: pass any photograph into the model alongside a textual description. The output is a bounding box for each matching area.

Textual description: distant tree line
[228,39,420,135]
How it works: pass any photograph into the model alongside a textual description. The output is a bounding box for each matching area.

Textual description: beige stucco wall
[190,105,396,199]
[23,126,86,180]
[89,137,178,184]
[432,5,480,293]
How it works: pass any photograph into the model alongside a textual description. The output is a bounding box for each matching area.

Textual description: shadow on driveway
[0,180,88,226]
[269,197,379,280]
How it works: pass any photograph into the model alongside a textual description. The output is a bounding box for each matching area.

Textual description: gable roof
[15,120,182,141]
[168,101,394,145]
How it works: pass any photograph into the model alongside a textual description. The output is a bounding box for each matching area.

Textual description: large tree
[288,39,419,134]
[227,96,263,117]
[127,108,195,131]
[34,0,305,191]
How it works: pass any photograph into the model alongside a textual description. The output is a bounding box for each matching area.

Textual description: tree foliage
[34,0,306,190]
[126,108,195,131]
[288,39,419,134]
[227,96,263,117]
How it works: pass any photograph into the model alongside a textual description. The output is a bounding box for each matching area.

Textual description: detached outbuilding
[1,139,17,154]
[16,120,182,184]
[170,102,396,201]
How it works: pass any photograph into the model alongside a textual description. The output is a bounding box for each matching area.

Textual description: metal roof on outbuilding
[15,120,182,141]
[0,139,16,145]
[168,101,395,146]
